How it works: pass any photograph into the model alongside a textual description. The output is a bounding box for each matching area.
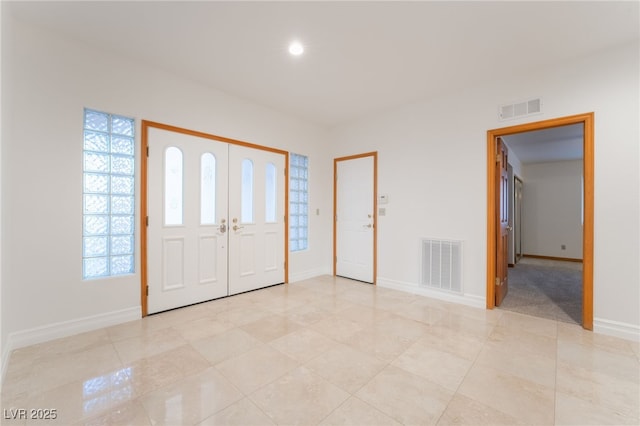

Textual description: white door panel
[336,155,375,283]
[228,145,285,295]
[147,128,229,314]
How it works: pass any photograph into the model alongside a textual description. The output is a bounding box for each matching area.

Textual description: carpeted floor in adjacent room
[499,257,583,324]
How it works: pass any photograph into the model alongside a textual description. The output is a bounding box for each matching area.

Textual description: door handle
[233,225,244,231]
[218,224,227,233]
[363,224,372,228]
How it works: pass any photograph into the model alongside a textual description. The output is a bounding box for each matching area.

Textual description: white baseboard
[0,306,142,384]
[289,267,332,283]
[594,318,640,342]
[8,306,141,350]
[1,306,140,384]
[377,277,485,309]
[1,340,12,387]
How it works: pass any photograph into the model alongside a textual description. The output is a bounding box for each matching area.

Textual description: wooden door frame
[140,120,289,317]
[486,113,594,330]
[333,152,378,283]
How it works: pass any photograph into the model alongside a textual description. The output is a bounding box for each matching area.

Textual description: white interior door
[228,145,285,295]
[147,128,229,314]
[335,155,375,283]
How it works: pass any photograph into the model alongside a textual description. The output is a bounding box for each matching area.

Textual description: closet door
[335,154,375,283]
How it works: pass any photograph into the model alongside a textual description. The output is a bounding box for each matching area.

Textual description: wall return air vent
[421,238,462,293]
[499,97,542,120]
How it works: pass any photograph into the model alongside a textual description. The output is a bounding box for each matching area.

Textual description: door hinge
[495,277,500,286]
[146,216,149,227]
[284,167,287,176]
[146,285,149,296]
[496,153,501,163]
[146,146,149,157]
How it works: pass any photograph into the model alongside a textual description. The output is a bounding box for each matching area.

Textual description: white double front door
[147,127,285,314]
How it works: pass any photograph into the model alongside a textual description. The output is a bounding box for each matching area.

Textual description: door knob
[233,225,244,231]
[218,223,227,233]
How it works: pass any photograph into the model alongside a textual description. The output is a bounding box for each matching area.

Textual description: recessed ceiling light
[288,41,304,56]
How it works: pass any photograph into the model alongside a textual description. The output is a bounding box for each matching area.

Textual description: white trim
[1,306,140,383]
[288,267,331,283]
[8,307,141,350]
[1,340,11,386]
[594,317,640,342]
[377,277,485,308]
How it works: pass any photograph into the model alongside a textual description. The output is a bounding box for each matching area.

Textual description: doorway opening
[486,113,594,330]
[140,120,289,317]
[501,126,584,324]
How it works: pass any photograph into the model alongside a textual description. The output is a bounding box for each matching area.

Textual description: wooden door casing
[485,112,594,330]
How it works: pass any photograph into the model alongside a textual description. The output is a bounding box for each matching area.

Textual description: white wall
[330,41,640,338]
[521,160,583,259]
[0,1,7,375]
[1,17,332,357]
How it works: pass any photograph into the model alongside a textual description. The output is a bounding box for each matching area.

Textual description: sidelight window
[82,108,135,279]
[289,153,308,251]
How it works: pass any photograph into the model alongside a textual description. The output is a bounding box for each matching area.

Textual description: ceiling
[7,1,639,128]
[503,123,583,164]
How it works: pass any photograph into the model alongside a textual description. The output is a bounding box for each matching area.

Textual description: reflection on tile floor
[1,275,638,425]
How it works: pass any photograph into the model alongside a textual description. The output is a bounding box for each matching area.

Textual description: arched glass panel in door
[200,153,216,225]
[265,162,277,223]
[241,159,253,223]
[164,147,183,226]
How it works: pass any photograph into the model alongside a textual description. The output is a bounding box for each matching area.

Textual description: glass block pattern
[289,153,309,252]
[83,108,135,279]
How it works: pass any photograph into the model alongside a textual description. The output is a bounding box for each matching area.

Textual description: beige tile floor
[1,275,638,425]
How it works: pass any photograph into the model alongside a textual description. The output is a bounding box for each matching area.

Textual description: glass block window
[289,153,308,251]
[83,108,135,279]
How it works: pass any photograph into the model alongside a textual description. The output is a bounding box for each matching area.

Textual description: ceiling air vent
[499,97,542,121]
